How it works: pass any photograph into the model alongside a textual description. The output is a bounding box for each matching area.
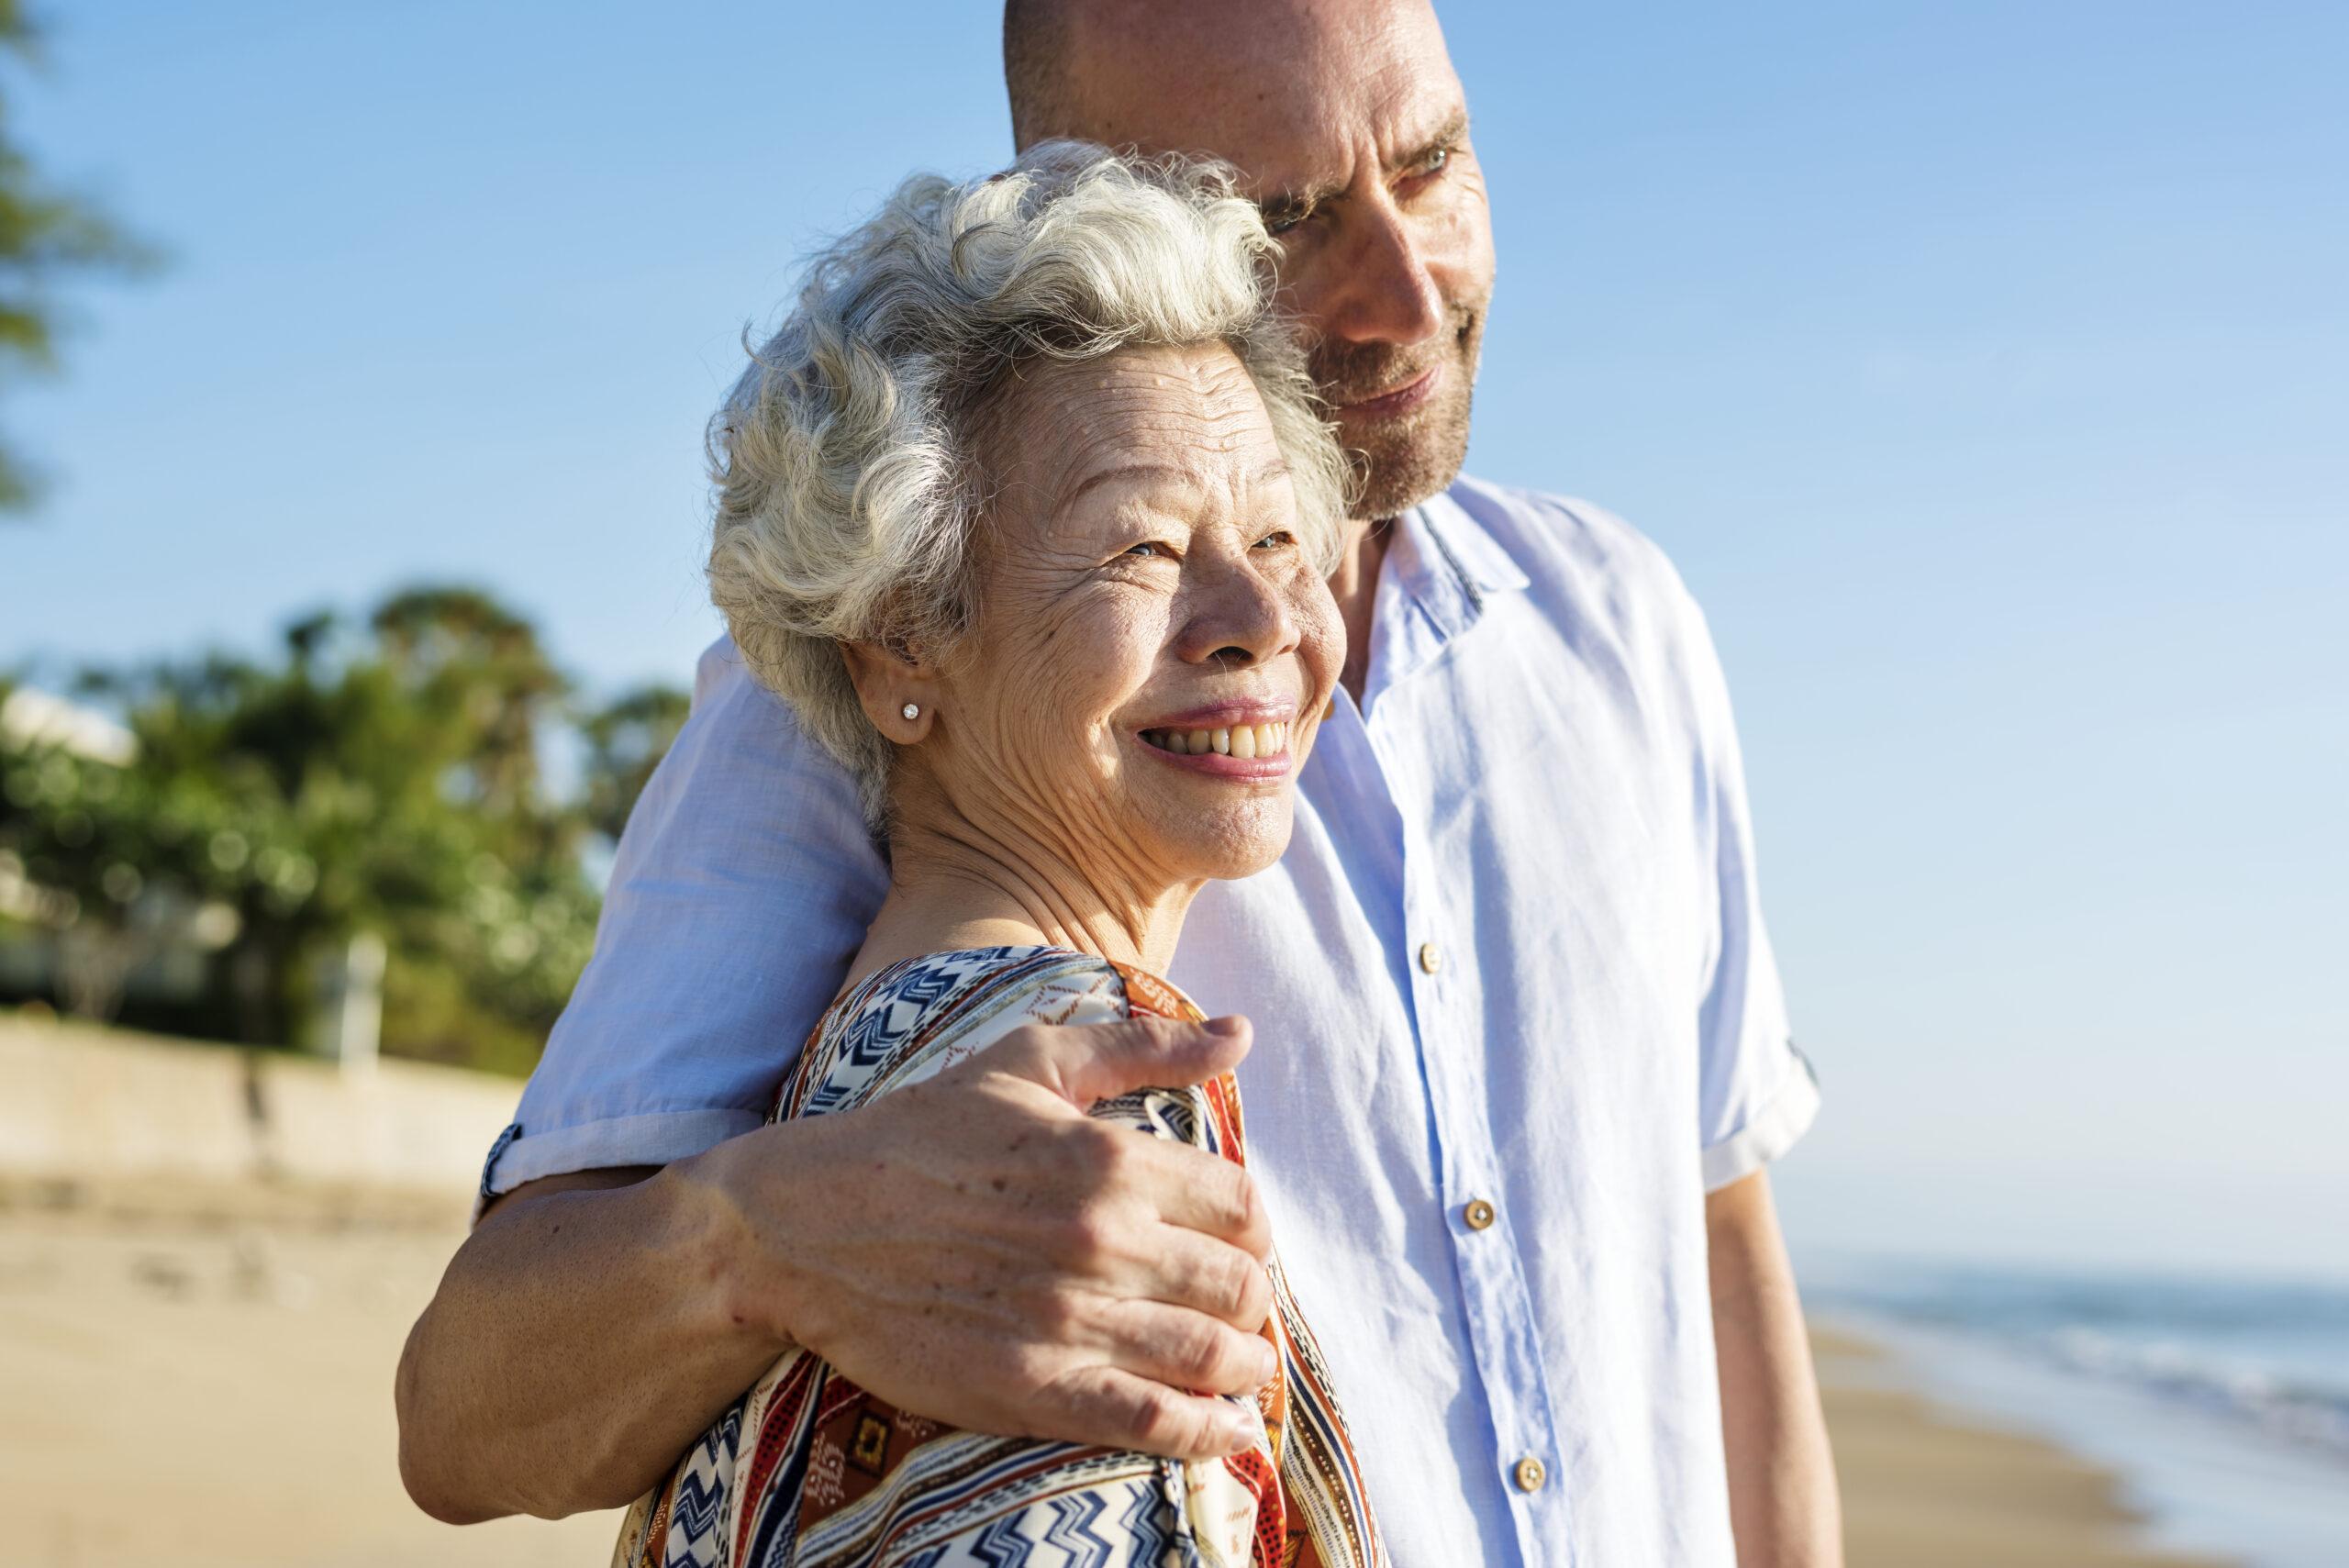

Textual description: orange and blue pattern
[613,946,1387,1568]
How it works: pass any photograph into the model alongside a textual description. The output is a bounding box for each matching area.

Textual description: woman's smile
[1133,700,1297,779]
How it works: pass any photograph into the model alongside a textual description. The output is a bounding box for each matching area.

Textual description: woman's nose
[1180,558,1300,670]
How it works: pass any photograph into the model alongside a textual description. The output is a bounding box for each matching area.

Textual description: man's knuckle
[1235,1262,1272,1325]
[1180,1321,1233,1383]
[1226,1254,1270,1321]
[1225,1170,1264,1234]
[1085,1121,1137,1173]
[1031,1285,1086,1338]
[1126,1385,1188,1450]
[1048,1208,1116,1267]
[1043,1118,1111,1178]
[1193,1248,1245,1316]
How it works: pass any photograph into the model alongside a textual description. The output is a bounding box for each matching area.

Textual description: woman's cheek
[1294,574,1345,695]
[1030,597,1161,760]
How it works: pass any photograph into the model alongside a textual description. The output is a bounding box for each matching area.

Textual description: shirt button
[1513,1455,1548,1493]
[1417,940,1442,974]
[1463,1198,1497,1231]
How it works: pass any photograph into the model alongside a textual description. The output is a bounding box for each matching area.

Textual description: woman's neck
[843,808,1199,992]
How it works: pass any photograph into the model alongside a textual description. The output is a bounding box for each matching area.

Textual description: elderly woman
[610,147,1387,1568]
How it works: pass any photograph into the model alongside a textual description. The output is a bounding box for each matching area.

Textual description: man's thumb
[1001,1014,1252,1109]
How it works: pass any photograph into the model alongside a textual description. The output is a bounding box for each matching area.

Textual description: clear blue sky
[7,1,2344,1279]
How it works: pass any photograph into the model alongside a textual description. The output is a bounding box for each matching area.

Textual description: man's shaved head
[1000,0,1073,152]
[1005,0,1443,155]
[1003,0,1492,521]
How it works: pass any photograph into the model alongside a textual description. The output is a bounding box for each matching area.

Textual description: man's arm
[1709,1169,1842,1568]
[395,1014,1280,1524]
[397,1162,742,1524]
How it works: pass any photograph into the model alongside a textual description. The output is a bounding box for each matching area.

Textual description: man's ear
[841,639,940,743]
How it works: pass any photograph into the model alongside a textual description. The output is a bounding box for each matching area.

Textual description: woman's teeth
[1140,721,1288,759]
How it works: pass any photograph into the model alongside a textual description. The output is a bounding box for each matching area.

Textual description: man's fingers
[1093,1296,1279,1402]
[1125,1135,1275,1260]
[1139,1228,1275,1331]
[995,1013,1253,1109]
[1034,1364,1260,1462]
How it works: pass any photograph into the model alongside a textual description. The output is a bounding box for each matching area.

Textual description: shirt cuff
[472,1106,767,1224]
[1699,1040,1820,1193]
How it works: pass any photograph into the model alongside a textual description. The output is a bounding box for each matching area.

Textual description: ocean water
[1806,1256,2349,1568]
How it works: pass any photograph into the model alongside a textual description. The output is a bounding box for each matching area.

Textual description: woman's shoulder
[778,946,1193,1120]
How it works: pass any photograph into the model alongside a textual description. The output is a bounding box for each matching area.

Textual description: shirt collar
[1413,483,1534,604]
[1360,481,1534,711]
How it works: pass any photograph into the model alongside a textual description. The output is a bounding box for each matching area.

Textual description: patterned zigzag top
[613,945,1388,1568]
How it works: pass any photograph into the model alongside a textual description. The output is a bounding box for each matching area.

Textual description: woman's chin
[1158,801,1297,885]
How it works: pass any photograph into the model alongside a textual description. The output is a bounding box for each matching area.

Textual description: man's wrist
[661,1127,804,1359]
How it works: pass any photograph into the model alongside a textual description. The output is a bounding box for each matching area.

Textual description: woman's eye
[1252,530,1297,550]
[1123,541,1165,559]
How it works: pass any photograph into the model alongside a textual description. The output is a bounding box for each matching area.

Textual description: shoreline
[0,1180,2244,1565]
[1815,1327,2235,1568]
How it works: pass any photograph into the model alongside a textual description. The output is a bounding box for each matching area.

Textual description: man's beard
[1309,295,1486,521]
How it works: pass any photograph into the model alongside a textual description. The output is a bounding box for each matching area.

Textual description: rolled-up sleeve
[1681,596,1820,1192]
[478,638,889,1208]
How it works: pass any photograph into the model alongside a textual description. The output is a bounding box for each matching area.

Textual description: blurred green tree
[0,1,159,511]
[0,589,685,1075]
[578,684,691,842]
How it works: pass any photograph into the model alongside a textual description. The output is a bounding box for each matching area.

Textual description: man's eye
[1403,147,1453,188]
[1261,204,1310,238]
[1123,541,1164,559]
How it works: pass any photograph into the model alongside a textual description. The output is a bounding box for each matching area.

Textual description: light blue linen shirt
[486,477,1819,1568]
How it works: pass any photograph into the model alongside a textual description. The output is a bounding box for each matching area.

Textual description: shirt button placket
[1416,927,1548,1550]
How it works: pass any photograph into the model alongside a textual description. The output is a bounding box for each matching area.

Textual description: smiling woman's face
[910,340,1342,895]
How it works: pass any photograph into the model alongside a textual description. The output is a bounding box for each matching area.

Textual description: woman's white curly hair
[707,139,1352,828]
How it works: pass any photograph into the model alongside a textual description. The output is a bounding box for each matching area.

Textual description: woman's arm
[394,1013,1277,1524]
[1709,1169,1843,1568]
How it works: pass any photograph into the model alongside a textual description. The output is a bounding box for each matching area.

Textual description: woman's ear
[841,639,939,743]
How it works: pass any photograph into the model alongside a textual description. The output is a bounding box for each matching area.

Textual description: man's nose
[1323,199,1445,349]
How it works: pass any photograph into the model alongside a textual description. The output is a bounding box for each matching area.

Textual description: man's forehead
[1040,0,1461,193]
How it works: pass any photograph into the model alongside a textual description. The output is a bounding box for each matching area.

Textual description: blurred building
[0,688,243,1028]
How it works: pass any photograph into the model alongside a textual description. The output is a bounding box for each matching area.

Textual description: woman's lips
[1133,707,1296,780]
[1336,362,1442,420]
[1139,717,1289,761]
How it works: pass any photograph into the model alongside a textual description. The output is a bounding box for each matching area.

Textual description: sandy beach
[0,1174,2231,1568]
[1816,1329,2232,1568]
[0,1176,624,1567]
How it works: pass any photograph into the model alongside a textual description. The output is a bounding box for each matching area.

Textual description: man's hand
[684,1010,1279,1458]
[396,1012,1271,1525]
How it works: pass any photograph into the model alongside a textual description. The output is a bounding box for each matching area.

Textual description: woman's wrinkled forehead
[975,344,1288,546]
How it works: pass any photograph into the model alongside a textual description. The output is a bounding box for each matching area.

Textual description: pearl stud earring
[901,703,919,721]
